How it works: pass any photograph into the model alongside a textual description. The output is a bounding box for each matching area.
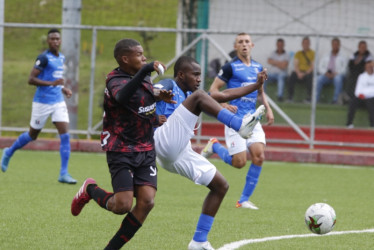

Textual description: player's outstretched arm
[257,82,274,126]
[115,62,155,105]
[209,69,267,103]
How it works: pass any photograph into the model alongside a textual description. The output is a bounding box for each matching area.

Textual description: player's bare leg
[183,90,264,139]
[182,89,223,116]
[105,186,156,249]
[189,171,228,250]
[203,171,228,216]
[236,142,265,210]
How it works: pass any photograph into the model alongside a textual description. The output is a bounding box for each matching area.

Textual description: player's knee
[138,197,155,213]
[232,158,247,168]
[209,174,229,197]
[193,89,206,101]
[220,181,229,196]
[112,200,132,215]
[252,154,265,166]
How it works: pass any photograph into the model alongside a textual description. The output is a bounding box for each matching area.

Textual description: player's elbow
[28,77,36,85]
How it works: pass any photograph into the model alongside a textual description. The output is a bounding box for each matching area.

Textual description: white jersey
[355,71,374,99]
[154,104,216,186]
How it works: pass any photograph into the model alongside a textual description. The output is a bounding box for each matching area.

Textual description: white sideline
[217,228,374,250]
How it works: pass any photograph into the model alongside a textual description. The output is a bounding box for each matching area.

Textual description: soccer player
[154,55,267,250]
[1,28,76,184]
[202,32,274,210]
[71,38,174,249]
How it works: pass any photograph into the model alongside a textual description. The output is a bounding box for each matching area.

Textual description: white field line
[217,228,374,250]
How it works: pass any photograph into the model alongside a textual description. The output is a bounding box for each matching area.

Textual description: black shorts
[106,150,157,193]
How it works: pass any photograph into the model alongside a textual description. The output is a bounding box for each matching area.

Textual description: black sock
[104,212,142,250]
[87,184,114,210]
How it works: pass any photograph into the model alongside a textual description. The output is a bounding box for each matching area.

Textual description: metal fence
[0,0,373,151]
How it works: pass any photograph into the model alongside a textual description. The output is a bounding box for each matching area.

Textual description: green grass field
[0,150,373,249]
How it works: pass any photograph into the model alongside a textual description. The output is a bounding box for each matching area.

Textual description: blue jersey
[154,79,191,118]
[33,50,65,104]
[218,57,263,118]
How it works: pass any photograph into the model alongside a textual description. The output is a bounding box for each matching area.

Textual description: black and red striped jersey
[101,67,157,152]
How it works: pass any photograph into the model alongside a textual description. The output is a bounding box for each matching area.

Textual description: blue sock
[212,142,232,165]
[239,163,262,203]
[217,109,242,131]
[7,132,32,157]
[59,133,70,176]
[192,213,214,242]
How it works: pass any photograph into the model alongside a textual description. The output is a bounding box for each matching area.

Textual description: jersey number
[101,131,110,147]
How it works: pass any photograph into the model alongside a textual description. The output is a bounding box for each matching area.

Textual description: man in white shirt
[316,38,348,104]
[346,56,374,128]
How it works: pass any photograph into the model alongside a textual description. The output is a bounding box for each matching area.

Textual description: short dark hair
[174,56,198,77]
[277,38,285,43]
[359,40,367,46]
[332,37,340,43]
[113,38,141,64]
[48,28,60,35]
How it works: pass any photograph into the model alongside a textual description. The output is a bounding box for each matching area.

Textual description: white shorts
[30,101,69,130]
[225,122,266,155]
[155,104,216,186]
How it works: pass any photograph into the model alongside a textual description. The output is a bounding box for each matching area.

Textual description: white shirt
[318,51,347,75]
[267,50,289,74]
[355,71,374,99]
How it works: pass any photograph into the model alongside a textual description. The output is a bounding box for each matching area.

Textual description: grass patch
[0,150,373,249]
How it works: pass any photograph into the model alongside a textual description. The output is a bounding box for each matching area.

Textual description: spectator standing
[265,38,289,102]
[316,38,348,104]
[346,57,374,128]
[287,36,315,103]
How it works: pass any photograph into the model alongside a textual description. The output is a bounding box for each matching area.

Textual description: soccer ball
[305,203,336,234]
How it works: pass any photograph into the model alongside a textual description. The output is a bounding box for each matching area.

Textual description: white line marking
[217,228,374,250]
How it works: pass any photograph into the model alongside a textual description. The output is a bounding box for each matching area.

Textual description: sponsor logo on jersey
[52,70,64,79]
[240,96,257,102]
[138,102,156,115]
[247,76,257,80]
